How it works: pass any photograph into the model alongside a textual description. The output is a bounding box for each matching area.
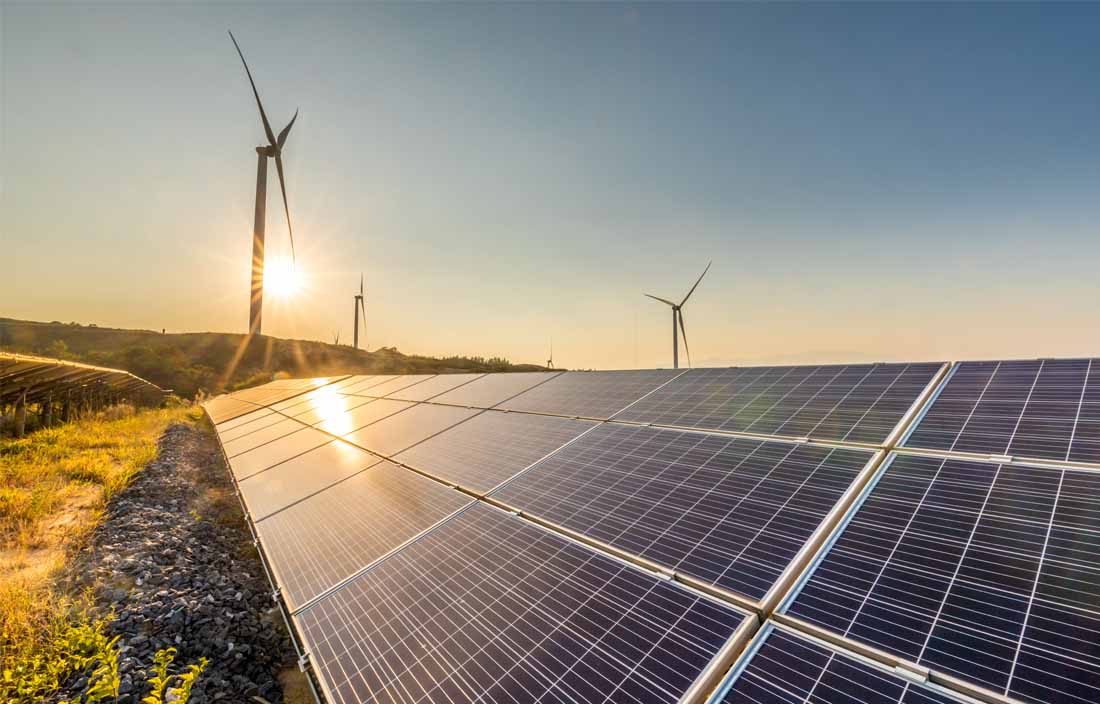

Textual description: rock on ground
[54,421,300,704]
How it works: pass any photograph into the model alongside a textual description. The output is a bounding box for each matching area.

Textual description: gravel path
[54,421,300,704]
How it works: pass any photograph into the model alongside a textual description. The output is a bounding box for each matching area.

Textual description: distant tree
[44,339,71,360]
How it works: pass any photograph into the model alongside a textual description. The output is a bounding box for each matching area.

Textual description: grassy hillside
[0,318,543,399]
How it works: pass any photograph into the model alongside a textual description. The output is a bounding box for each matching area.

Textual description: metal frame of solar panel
[709,622,985,704]
[203,360,1100,704]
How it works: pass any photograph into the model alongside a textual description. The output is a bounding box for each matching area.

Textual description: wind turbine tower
[230,31,299,336]
[644,262,711,369]
[353,274,367,350]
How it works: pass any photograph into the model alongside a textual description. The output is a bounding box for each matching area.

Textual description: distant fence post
[14,388,27,439]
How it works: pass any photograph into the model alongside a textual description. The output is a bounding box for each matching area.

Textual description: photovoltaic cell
[715,626,967,704]
[205,396,263,424]
[220,417,307,457]
[214,406,275,432]
[286,394,375,427]
[351,374,436,398]
[386,373,484,402]
[783,453,1100,704]
[615,363,943,444]
[429,371,560,409]
[314,398,413,436]
[903,358,1100,464]
[255,460,473,610]
[343,404,481,457]
[335,375,400,396]
[227,427,333,481]
[324,374,380,391]
[395,411,597,494]
[295,504,748,704]
[498,369,681,420]
[216,409,289,443]
[237,440,381,520]
[493,423,872,601]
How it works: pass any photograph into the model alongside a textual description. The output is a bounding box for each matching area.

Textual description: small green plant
[84,635,120,702]
[167,656,208,703]
[141,647,176,704]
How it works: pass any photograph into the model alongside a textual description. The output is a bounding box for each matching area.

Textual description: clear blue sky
[3,2,1099,368]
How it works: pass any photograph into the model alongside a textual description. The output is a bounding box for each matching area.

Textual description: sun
[265,257,301,298]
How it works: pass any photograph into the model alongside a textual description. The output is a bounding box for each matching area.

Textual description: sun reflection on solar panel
[307,385,357,436]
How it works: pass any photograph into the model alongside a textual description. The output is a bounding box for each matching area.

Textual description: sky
[3,2,1099,370]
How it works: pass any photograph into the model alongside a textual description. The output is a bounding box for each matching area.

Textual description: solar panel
[335,375,400,395]
[903,358,1100,465]
[255,460,473,610]
[220,417,306,457]
[324,374,379,391]
[343,404,481,457]
[293,504,750,704]
[429,371,560,409]
[216,409,295,443]
[492,423,874,602]
[313,398,413,436]
[237,440,381,520]
[226,426,333,481]
[615,363,944,444]
[395,410,598,494]
[351,374,437,398]
[385,373,485,402]
[204,396,262,423]
[781,452,1100,704]
[714,624,971,704]
[498,369,682,419]
[214,406,275,432]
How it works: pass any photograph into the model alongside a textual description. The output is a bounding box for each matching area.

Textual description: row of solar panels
[204,360,1100,704]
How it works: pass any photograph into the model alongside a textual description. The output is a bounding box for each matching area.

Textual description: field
[0,404,193,701]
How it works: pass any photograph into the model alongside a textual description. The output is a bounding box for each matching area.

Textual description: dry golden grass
[0,405,196,701]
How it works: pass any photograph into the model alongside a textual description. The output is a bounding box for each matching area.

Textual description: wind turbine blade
[274,152,295,264]
[359,273,364,296]
[277,109,298,149]
[680,261,712,307]
[678,310,691,368]
[644,293,677,307]
[228,31,277,147]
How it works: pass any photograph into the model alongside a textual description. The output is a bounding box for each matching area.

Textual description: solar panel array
[204,360,1100,704]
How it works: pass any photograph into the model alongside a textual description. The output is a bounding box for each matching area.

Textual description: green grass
[0,405,195,702]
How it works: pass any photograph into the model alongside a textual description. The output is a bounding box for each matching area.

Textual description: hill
[0,318,544,399]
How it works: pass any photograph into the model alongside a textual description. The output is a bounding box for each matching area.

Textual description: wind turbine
[547,339,554,370]
[645,262,711,369]
[229,30,298,336]
[353,274,367,350]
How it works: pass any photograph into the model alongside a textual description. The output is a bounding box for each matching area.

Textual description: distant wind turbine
[353,274,367,350]
[547,339,554,370]
[229,30,298,336]
[645,262,711,369]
